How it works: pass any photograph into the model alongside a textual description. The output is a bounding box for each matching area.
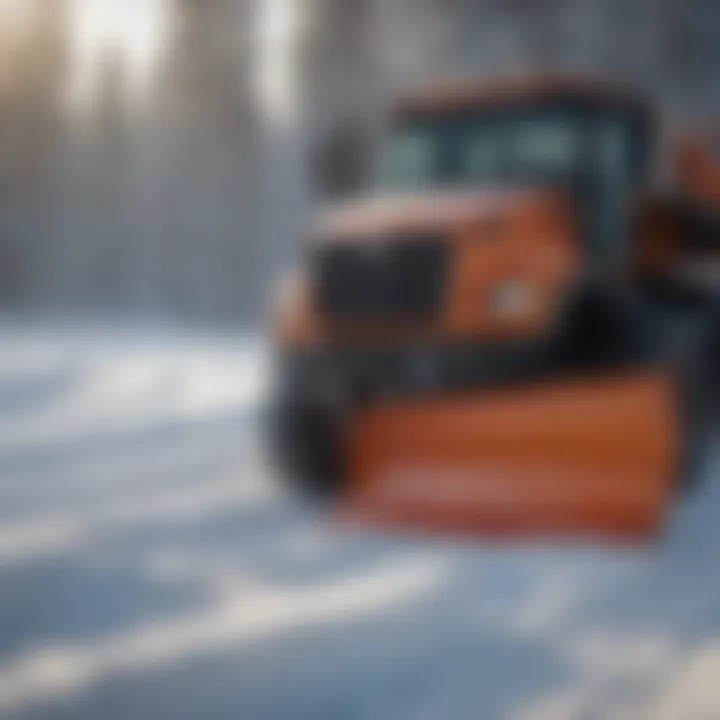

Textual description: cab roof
[394,75,650,120]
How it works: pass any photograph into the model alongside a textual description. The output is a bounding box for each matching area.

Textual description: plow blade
[342,371,679,539]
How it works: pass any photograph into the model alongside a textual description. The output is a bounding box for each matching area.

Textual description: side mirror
[675,131,720,206]
[312,119,371,201]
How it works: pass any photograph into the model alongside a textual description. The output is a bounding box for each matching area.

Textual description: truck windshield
[376,106,639,191]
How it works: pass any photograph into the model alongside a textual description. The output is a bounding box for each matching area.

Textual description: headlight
[487,280,533,317]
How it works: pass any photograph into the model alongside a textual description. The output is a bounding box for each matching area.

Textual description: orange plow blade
[341,371,680,539]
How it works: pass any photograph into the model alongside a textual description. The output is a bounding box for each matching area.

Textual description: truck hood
[314,188,563,243]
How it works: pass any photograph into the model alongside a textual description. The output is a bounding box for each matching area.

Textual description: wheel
[555,281,711,495]
[553,282,659,372]
[266,391,345,501]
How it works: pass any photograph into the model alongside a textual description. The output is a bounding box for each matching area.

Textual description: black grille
[314,235,448,320]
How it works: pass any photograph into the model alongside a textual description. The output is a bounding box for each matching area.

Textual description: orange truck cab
[269,77,720,539]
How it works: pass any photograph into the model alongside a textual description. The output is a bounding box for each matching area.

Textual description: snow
[0,324,719,719]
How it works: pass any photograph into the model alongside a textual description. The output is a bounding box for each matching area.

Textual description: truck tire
[556,282,711,495]
[554,283,658,371]
[267,393,345,501]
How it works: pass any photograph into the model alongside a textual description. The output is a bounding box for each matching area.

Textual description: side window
[460,114,582,183]
[380,131,438,189]
[513,119,580,171]
[463,129,504,182]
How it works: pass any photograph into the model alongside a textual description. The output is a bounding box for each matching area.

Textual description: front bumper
[276,337,562,405]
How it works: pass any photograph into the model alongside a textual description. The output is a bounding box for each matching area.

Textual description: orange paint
[275,189,579,348]
[342,371,678,538]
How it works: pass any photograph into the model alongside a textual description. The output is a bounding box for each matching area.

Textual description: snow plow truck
[269,76,720,539]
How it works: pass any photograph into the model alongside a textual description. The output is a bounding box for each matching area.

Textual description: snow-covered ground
[0,323,719,719]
